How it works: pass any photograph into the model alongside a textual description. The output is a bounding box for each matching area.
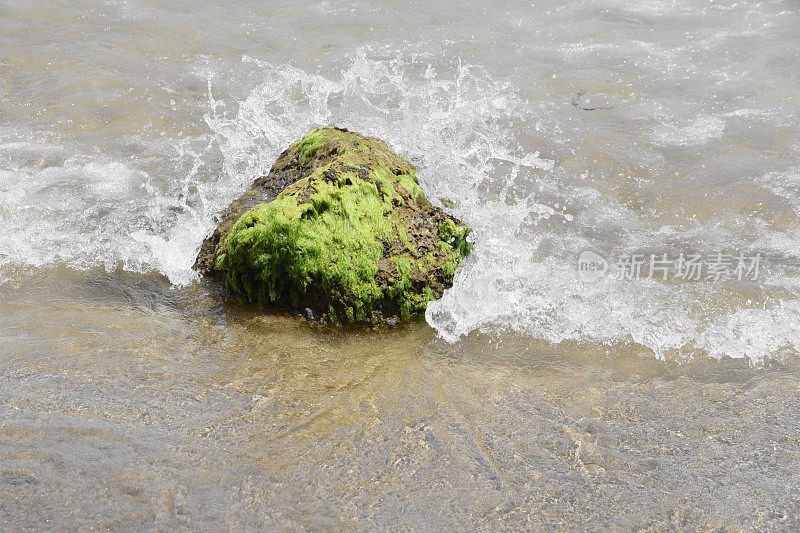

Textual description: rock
[195,127,471,324]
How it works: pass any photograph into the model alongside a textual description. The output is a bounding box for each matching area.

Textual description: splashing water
[2,41,799,364]
[202,49,800,364]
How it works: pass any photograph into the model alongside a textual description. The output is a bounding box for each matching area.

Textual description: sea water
[1,0,799,529]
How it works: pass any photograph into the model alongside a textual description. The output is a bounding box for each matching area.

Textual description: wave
[2,47,799,364]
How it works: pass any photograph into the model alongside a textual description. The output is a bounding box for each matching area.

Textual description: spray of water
[2,47,799,364]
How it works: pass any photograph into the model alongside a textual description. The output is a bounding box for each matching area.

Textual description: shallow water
[3,269,800,529]
[2,0,800,529]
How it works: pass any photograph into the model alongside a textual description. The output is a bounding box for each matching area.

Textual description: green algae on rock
[195,127,471,324]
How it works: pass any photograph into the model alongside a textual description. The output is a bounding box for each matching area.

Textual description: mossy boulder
[195,127,471,324]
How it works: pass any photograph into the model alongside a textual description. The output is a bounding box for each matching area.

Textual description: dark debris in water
[571,89,614,111]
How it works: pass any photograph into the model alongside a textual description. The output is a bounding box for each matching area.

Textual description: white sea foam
[0,132,210,286]
[198,49,800,364]
[652,115,726,146]
[2,47,799,364]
